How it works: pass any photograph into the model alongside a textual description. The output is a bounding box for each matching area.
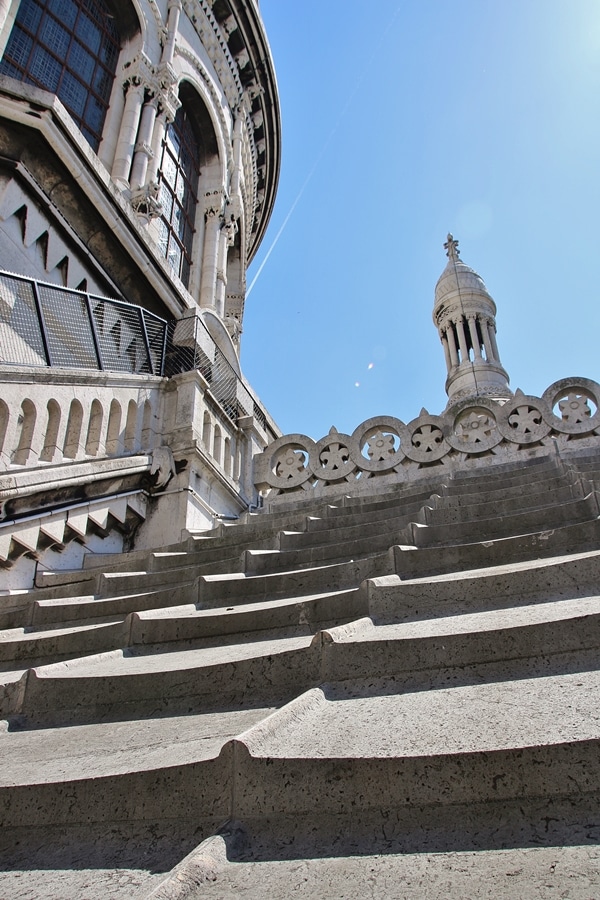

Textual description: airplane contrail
[246,4,402,299]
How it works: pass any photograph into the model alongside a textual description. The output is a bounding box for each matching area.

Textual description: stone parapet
[254,377,600,504]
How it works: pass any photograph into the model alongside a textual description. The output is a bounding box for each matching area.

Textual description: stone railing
[254,377,600,501]
[0,368,164,470]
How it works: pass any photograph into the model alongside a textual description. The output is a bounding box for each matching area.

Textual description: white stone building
[2,4,600,899]
[0,0,281,589]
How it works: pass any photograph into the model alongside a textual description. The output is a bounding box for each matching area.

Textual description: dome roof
[434,234,493,309]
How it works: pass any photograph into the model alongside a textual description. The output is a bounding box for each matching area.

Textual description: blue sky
[242,1,600,439]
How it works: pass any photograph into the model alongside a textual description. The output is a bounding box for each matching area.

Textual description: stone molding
[254,378,600,497]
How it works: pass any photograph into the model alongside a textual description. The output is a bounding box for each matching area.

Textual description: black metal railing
[0,272,167,375]
[0,271,274,433]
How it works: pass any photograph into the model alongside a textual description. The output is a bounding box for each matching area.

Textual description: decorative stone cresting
[253,377,600,499]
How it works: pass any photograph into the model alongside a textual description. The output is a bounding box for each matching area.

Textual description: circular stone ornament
[542,377,600,435]
[446,398,502,453]
[261,433,317,490]
[348,416,409,472]
[496,393,551,444]
[404,413,449,462]
[309,430,356,482]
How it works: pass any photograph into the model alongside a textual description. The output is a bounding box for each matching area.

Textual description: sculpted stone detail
[349,417,408,473]
[310,429,356,482]
[542,378,600,435]
[404,413,448,463]
[253,379,600,498]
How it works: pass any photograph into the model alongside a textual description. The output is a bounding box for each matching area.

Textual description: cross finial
[444,233,460,262]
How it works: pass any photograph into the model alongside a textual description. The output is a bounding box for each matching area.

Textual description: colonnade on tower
[433,234,511,405]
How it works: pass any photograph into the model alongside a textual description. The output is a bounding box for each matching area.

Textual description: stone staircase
[2,450,600,898]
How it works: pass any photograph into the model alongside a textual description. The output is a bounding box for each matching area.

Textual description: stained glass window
[0,0,120,151]
[157,105,200,288]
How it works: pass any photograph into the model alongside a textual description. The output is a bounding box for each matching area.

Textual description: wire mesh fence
[0,271,272,431]
[0,272,166,375]
[164,316,253,422]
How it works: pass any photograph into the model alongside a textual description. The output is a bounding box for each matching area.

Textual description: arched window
[156,103,200,288]
[0,0,120,151]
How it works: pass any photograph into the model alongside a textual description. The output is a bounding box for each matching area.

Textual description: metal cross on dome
[444,233,460,262]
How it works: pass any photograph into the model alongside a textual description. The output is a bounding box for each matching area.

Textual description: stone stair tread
[138,587,359,621]
[332,594,600,642]
[393,547,600,585]
[0,707,272,787]
[0,619,125,642]
[34,633,314,678]
[247,671,600,759]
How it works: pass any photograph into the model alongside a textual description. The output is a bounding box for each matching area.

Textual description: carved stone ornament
[253,378,600,499]
[204,189,225,218]
[542,378,600,435]
[130,183,163,220]
[404,412,449,462]
[349,416,408,472]
[497,390,551,444]
[447,403,501,454]
[253,434,317,491]
[310,428,356,482]
[150,445,176,490]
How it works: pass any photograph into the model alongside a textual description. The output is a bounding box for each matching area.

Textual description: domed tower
[434,234,511,405]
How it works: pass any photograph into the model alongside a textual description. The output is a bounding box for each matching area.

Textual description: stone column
[215,229,228,318]
[467,315,483,360]
[455,317,469,364]
[130,95,158,191]
[483,318,497,362]
[112,80,145,188]
[199,192,224,311]
[163,0,182,66]
[441,330,452,371]
[146,109,169,186]
[488,320,500,362]
[0,0,13,42]
[446,325,459,367]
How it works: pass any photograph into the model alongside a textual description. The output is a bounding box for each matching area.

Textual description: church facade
[2,3,600,899]
[0,0,280,589]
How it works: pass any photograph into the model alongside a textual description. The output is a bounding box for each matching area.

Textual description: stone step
[197,555,391,607]
[409,493,600,546]
[279,514,415,550]
[26,584,197,628]
[0,706,270,829]
[321,593,600,683]
[368,548,600,622]
[392,517,600,579]
[132,588,365,647]
[0,618,130,664]
[423,484,586,525]
[322,486,444,519]
[232,669,600,820]
[435,473,583,507]
[7,633,320,726]
[304,497,429,531]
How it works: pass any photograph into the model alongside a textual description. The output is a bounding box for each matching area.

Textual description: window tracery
[0,0,121,151]
[156,102,200,288]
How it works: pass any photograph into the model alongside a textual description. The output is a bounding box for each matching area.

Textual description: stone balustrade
[254,377,600,502]
[0,367,164,471]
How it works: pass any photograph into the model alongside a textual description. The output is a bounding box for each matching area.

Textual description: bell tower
[433,234,511,404]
